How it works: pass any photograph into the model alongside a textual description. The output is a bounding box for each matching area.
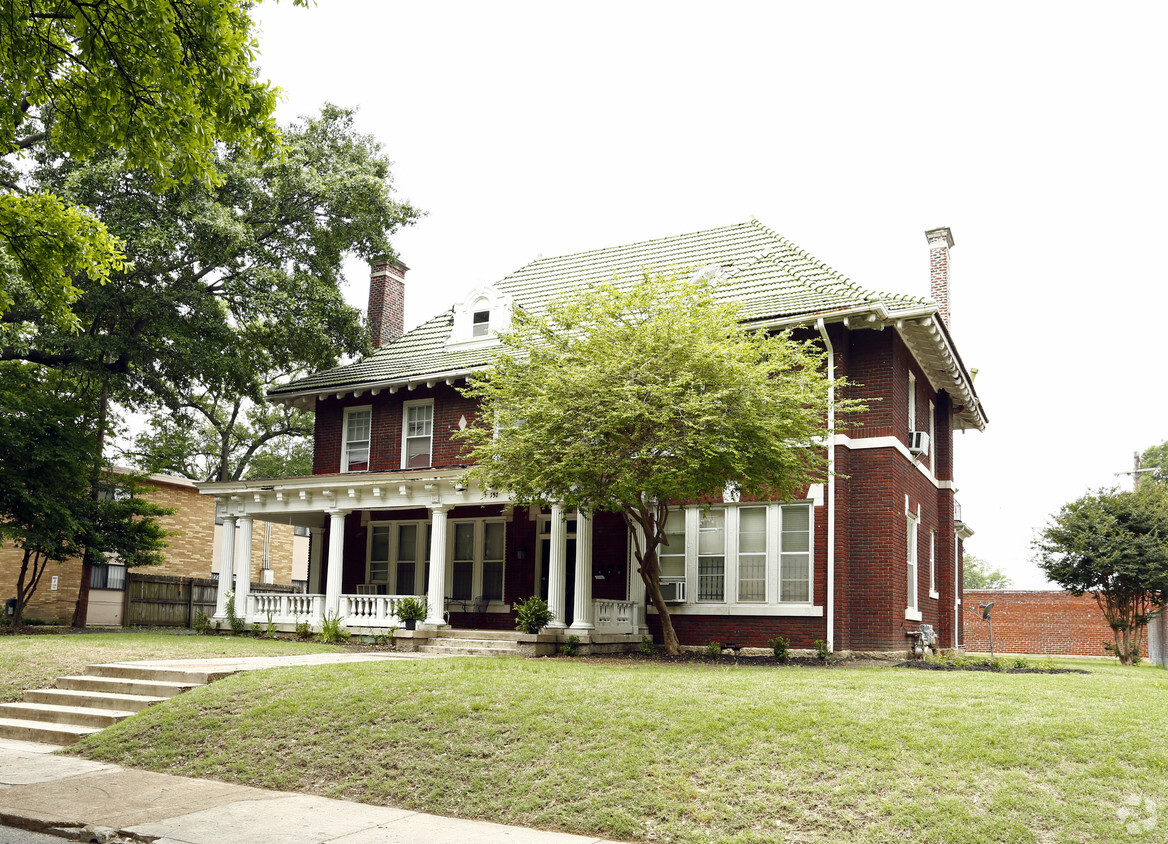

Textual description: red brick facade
[368,260,407,349]
[963,589,1149,657]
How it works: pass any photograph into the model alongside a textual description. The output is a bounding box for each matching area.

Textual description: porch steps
[0,663,212,747]
[416,629,524,657]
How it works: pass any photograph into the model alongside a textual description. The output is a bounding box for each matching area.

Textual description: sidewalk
[0,739,621,843]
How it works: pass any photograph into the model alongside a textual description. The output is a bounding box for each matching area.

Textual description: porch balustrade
[248,592,323,625]
[593,599,638,634]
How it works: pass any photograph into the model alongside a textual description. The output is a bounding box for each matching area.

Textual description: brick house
[198,220,987,654]
[0,470,304,626]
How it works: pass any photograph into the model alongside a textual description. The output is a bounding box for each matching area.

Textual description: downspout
[815,318,836,654]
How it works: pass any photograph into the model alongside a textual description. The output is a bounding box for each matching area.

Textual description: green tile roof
[272,219,938,398]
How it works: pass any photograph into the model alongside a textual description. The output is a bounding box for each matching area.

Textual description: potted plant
[396,596,427,630]
[514,595,553,634]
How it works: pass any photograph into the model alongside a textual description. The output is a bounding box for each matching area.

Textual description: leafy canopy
[460,272,849,514]
[963,553,1012,590]
[1,0,297,329]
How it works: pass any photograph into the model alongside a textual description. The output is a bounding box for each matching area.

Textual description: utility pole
[1116,451,1158,491]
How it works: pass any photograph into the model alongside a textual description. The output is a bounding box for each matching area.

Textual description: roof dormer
[447,285,512,351]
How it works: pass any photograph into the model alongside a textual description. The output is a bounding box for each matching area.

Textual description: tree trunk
[72,380,109,628]
[640,554,682,655]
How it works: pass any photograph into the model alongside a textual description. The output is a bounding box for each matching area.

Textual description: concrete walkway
[0,653,625,843]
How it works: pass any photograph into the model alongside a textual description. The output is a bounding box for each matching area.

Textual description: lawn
[0,630,344,702]
[62,653,1168,844]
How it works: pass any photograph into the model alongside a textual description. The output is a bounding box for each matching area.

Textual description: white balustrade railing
[340,594,414,627]
[593,599,638,634]
[248,592,323,625]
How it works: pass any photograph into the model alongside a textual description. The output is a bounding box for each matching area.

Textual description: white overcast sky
[253,1,1168,588]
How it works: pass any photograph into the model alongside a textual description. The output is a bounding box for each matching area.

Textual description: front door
[538,536,576,627]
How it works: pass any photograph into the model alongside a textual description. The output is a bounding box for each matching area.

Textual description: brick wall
[963,589,1150,657]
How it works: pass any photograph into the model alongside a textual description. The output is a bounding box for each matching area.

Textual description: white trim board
[835,434,956,491]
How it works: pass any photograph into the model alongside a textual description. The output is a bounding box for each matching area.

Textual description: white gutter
[815,318,836,654]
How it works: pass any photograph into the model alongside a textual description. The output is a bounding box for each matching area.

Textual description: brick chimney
[925,227,953,326]
[368,258,408,348]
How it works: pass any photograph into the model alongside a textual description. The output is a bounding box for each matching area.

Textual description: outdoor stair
[416,629,525,657]
[0,663,212,747]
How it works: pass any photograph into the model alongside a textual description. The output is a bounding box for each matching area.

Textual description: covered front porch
[201,469,646,640]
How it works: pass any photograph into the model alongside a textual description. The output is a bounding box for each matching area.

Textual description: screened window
[369,525,390,584]
[737,506,767,602]
[343,407,371,472]
[780,505,810,602]
[403,402,434,468]
[396,524,418,595]
[697,510,725,601]
[482,522,505,601]
[452,522,475,600]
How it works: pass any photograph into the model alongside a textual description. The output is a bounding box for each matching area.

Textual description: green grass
[0,630,344,701]
[64,655,1168,843]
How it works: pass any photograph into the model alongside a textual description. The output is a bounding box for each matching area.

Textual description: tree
[460,272,857,655]
[1035,485,1168,665]
[963,553,1012,590]
[0,369,169,627]
[1,0,295,330]
[1138,442,1168,489]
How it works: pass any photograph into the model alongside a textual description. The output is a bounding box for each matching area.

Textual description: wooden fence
[124,573,298,628]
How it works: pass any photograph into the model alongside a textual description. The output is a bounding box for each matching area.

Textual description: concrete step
[0,702,133,728]
[416,644,519,657]
[438,629,523,641]
[86,663,218,685]
[0,716,100,746]
[55,675,198,698]
[24,688,169,712]
[428,637,520,650]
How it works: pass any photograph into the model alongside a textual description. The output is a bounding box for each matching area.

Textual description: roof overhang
[267,367,486,411]
[748,303,987,432]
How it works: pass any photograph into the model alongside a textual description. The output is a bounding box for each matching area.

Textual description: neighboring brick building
[964,589,1150,658]
[200,221,989,654]
[0,471,303,626]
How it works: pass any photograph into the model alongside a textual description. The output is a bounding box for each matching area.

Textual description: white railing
[248,593,323,626]
[593,599,638,634]
[340,594,414,627]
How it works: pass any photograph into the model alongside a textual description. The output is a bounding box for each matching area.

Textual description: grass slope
[0,631,343,701]
[67,656,1168,843]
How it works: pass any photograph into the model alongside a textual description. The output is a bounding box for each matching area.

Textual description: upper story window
[402,400,434,469]
[906,510,919,613]
[342,407,372,472]
[447,286,512,349]
[908,371,917,433]
[472,309,490,337]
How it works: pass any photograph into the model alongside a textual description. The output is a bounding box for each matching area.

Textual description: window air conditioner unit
[659,580,686,603]
[908,431,930,456]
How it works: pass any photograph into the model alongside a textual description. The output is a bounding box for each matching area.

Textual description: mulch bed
[895,661,1090,675]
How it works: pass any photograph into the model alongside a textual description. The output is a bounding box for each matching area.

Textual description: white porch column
[214,515,236,618]
[570,510,594,630]
[235,516,253,622]
[425,505,451,626]
[308,526,325,594]
[547,503,567,628]
[324,510,350,619]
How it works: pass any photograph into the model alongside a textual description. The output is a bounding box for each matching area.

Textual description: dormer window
[447,285,512,349]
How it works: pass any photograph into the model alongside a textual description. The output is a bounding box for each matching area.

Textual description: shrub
[395,596,428,624]
[704,641,723,658]
[294,617,313,641]
[319,611,349,644]
[514,596,553,634]
[813,639,830,662]
[265,612,278,639]
[768,636,790,663]
[225,591,246,636]
[192,608,211,635]
[639,634,656,656]
[561,634,580,657]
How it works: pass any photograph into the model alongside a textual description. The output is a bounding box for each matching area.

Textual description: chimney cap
[925,227,954,248]
[371,256,410,275]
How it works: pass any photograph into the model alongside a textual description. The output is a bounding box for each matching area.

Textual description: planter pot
[404,619,417,630]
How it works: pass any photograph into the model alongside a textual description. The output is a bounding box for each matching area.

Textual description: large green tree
[962,553,1012,590]
[1,0,294,330]
[1138,441,1168,489]
[1035,485,1168,665]
[460,272,856,655]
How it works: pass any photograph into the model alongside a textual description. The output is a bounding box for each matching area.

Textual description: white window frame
[928,400,936,474]
[448,517,508,609]
[929,529,939,599]
[401,399,434,470]
[908,371,917,435]
[341,406,372,473]
[735,505,768,603]
[471,305,490,337]
[648,501,817,615]
[366,520,432,595]
[906,502,921,621]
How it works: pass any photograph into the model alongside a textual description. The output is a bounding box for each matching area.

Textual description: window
[342,407,371,472]
[472,309,490,337]
[907,371,917,434]
[928,400,936,474]
[697,510,725,601]
[450,519,505,603]
[928,530,937,598]
[368,521,431,594]
[779,505,810,602]
[659,511,686,581]
[737,506,767,602]
[89,564,126,590]
[369,525,390,584]
[396,524,418,595]
[402,401,433,469]
[906,512,919,612]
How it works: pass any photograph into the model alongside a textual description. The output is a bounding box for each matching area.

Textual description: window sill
[929,590,940,600]
[905,609,923,622]
[649,603,824,617]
